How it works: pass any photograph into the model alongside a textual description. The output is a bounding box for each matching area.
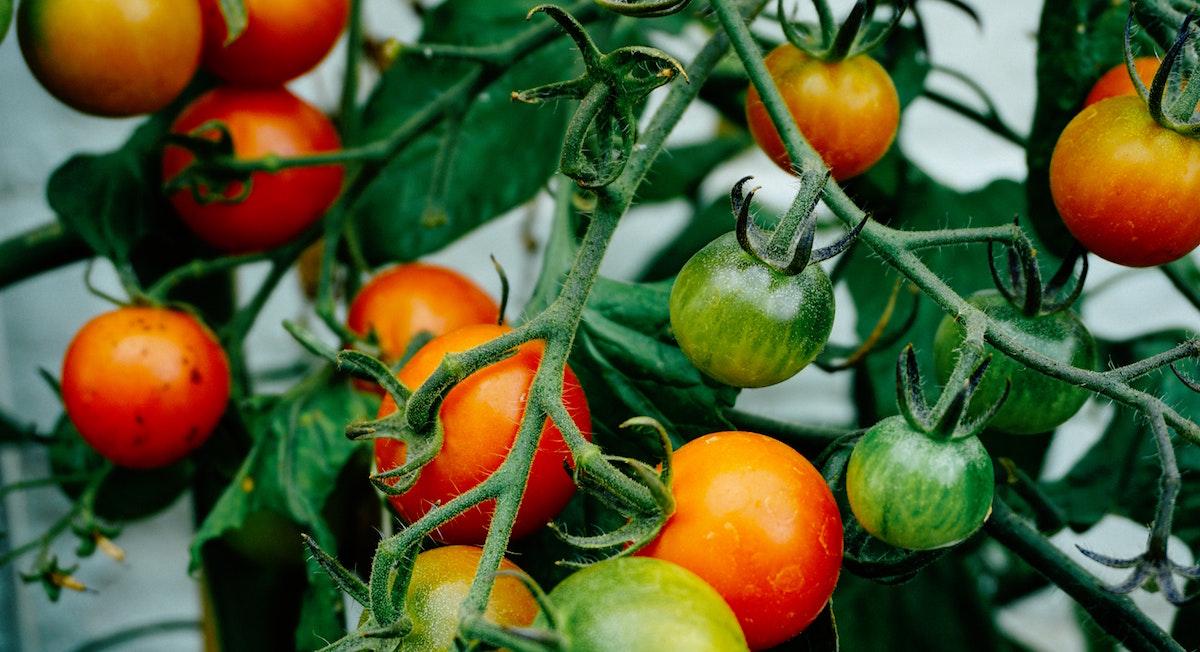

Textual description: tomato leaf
[216,0,248,44]
[0,0,12,45]
[352,0,576,264]
[189,370,376,646]
[570,277,739,449]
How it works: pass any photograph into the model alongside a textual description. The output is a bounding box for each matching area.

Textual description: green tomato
[933,289,1097,434]
[669,232,834,388]
[846,416,994,550]
[539,557,748,652]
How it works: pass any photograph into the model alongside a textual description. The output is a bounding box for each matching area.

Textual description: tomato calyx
[896,344,1009,440]
[731,172,865,275]
[162,120,254,206]
[550,417,675,563]
[513,5,686,188]
[1123,11,1200,136]
[986,229,1088,318]
[777,0,910,62]
[594,0,691,18]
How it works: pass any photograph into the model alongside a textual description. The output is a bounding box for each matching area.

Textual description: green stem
[985,498,1182,652]
[0,223,89,290]
[146,251,269,301]
[339,0,364,140]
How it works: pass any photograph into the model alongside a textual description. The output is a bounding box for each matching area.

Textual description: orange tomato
[199,0,348,86]
[17,0,202,116]
[746,44,899,180]
[1085,57,1159,107]
[162,86,344,253]
[348,263,499,365]
[375,324,590,544]
[639,431,843,650]
[61,307,230,469]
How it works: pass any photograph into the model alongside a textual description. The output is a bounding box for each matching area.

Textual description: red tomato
[348,263,499,365]
[375,324,590,544]
[200,0,348,86]
[162,86,344,253]
[639,431,843,650]
[17,0,202,116]
[61,307,231,469]
[1050,95,1200,267]
[745,44,899,180]
[1085,57,1159,107]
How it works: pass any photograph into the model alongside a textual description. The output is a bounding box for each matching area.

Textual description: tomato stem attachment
[1126,11,1200,136]
[778,0,910,62]
[986,224,1088,318]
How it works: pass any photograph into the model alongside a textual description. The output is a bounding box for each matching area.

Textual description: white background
[0,0,1196,650]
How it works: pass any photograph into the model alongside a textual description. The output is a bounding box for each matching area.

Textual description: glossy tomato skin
[1050,96,1200,267]
[639,431,842,650]
[539,557,748,652]
[348,263,499,365]
[669,233,834,388]
[933,290,1096,435]
[746,44,899,180]
[18,0,202,116]
[400,546,538,651]
[846,416,993,550]
[162,87,344,253]
[375,324,590,544]
[61,308,231,469]
[199,0,348,86]
[1085,57,1159,107]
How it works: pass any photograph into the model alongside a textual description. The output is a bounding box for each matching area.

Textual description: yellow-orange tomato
[746,44,899,180]
[639,431,843,650]
[61,308,230,469]
[17,0,202,116]
[400,546,538,651]
[348,263,499,365]
[162,86,344,253]
[200,0,348,86]
[375,324,590,544]
[1050,95,1200,267]
[1085,57,1159,107]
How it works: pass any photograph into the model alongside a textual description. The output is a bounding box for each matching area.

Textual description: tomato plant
[17,0,202,116]
[60,307,230,469]
[162,86,344,253]
[199,0,348,86]
[347,263,500,365]
[746,44,899,180]
[934,290,1096,435]
[535,557,748,652]
[1050,95,1200,267]
[401,545,538,651]
[640,431,841,649]
[375,324,590,544]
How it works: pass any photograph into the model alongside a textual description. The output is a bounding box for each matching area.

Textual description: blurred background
[1,0,1196,650]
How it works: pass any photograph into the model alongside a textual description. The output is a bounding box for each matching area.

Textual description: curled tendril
[162,120,254,205]
[594,0,692,17]
[513,5,686,188]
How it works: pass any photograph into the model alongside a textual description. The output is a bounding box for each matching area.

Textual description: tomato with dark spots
[639,431,842,650]
[375,324,590,544]
[61,307,231,468]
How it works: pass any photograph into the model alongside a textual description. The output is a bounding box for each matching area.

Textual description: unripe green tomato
[669,233,834,388]
[933,290,1097,434]
[846,416,994,550]
[538,557,748,652]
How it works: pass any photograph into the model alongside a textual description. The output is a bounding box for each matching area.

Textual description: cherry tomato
[401,546,538,651]
[348,263,499,366]
[61,307,231,469]
[745,44,899,180]
[1085,57,1159,107]
[1050,95,1200,267]
[933,290,1096,435]
[539,557,748,652]
[639,431,842,650]
[162,86,344,253]
[17,0,202,116]
[846,416,994,550]
[199,0,348,86]
[375,324,590,544]
[669,233,833,388]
